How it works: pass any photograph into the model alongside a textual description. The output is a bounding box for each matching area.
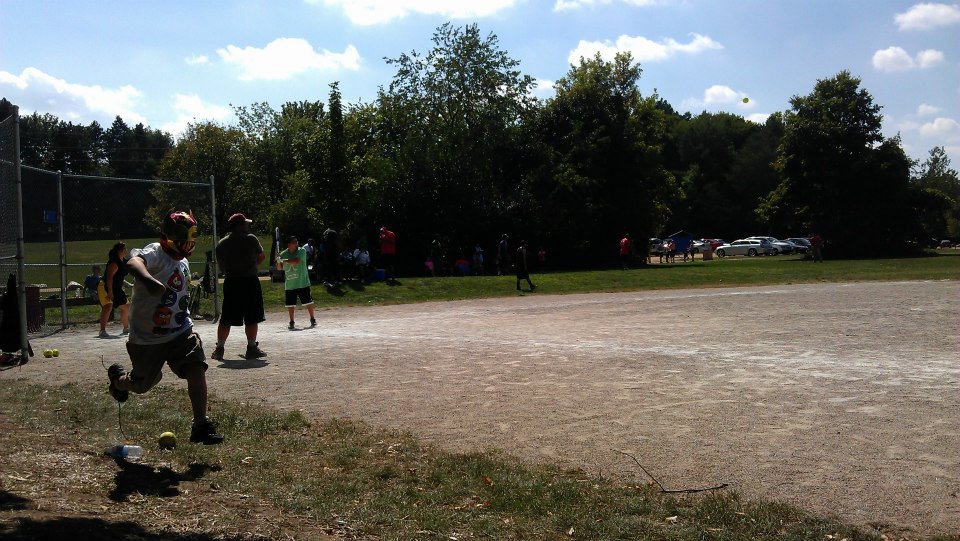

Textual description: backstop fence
[1,107,220,350]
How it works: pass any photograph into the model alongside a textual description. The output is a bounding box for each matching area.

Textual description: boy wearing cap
[277,235,316,329]
[212,213,266,360]
[106,211,223,445]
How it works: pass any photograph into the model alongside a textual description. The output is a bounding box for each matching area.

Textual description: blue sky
[1,1,958,164]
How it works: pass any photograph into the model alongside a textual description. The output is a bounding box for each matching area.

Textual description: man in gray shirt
[212,213,266,360]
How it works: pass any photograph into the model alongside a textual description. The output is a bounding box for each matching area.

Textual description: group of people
[298,226,392,285]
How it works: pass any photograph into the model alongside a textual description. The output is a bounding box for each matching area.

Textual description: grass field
[27,244,960,325]
[4,381,954,541]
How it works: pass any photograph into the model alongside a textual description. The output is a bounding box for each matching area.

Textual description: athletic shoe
[289,321,295,330]
[190,419,224,445]
[245,343,266,359]
[98,330,109,338]
[121,328,129,335]
[210,345,224,361]
[107,363,129,403]
[309,318,316,328]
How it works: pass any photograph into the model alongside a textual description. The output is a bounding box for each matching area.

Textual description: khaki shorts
[124,331,207,394]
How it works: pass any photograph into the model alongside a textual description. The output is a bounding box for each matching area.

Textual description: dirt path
[10,280,960,535]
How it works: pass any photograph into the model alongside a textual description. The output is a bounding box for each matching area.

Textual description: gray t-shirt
[128,243,192,345]
[216,232,264,278]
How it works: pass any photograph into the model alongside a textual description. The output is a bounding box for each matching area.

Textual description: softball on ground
[51,349,59,357]
[43,349,53,358]
[158,431,178,449]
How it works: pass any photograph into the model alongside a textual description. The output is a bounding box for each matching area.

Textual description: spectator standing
[667,239,677,263]
[472,244,484,275]
[322,227,341,285]
[515,239,537,292]
[98,242,130,338]
[379,226,397,278]
[84,265,102,301]
[810,233,824,262]
[212,213,266,360]
[619,234,632,270]
[537,246,546,272]
[105,211,223,445]
[496,234,511,276]
[277,235,316,330]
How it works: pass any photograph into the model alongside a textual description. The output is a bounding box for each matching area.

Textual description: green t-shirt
[279,247,311,290]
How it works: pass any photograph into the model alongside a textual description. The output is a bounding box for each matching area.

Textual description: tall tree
[535,52,674,265]
[759,71,916,256]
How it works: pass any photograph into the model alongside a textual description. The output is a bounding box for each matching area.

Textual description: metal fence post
[12,107,29,359]
[209,175,220,321]
[57,170,67,327]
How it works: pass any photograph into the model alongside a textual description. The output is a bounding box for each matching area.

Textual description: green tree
[535,52,674,265]
[759,71,916,256]
[912,147,960,239]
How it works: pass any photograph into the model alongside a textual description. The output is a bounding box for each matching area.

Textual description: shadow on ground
[109,460,220,501]
[0,516,273,541]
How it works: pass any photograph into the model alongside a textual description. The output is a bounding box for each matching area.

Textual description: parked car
[785,237,810,253]
[939,239,952,249]
[714,238,775,257]
[649,238,664,256]
[747,236,795,255]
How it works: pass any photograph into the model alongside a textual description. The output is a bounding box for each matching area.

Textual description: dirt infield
[10,280,960,535]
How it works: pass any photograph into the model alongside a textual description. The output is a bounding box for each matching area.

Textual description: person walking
[277,235,316,330]
[105,211,223,445]
[379,226,397,279]
[810,233,824,262]
[515,239,537,292]
[97,242,130,337]
[619,233,632,270]
[212,213,266,360]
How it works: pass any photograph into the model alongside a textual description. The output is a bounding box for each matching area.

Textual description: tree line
[3,23,958,267]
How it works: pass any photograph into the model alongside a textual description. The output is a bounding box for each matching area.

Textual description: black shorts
[284,287,313,307]
[221,276,265,326]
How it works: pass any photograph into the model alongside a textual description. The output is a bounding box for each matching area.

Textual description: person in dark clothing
[497,234,511,276]
[98,242,129,338]
[212,213,266,360]
[515,239,537,292]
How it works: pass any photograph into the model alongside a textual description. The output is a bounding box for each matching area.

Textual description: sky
[1,0,958,164]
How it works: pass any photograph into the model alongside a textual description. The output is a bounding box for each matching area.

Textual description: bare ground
[7,280,960,536]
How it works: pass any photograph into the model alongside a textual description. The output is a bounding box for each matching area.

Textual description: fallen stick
[612,449,729,494]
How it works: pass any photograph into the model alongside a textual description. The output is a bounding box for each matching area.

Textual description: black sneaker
[107,363,129,403]
[289,320,295,330]
[210,345,224,361]
[309,318,316,327]
[190,419,224,445]
[245,342,266,359]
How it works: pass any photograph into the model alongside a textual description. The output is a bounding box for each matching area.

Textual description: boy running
[106,211,223,445]
[277,235,316,329]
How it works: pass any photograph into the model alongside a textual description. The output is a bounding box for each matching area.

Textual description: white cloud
[554,0,657,10]
[918,103,941,115]
[895,3,960,31]
[0,67,145,124]
[530,78,555,98]
[916,49,945,67]
[919,117,960,137]
[872,46,944,72]
[681,84,751,111]
[312,0,516,25]
[568,33,722,64]
[217,38,360,81]
[185,55,209,66]
[160,93,232,138]
[746,113,770,124]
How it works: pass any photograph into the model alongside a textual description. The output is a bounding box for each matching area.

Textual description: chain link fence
[1,107,220,339]
[0,109,29,360]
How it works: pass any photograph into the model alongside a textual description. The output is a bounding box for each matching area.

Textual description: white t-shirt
[353,249,370,265]
[128,243,193,345]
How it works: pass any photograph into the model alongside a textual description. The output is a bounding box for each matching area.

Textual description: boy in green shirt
[277,235,316,329]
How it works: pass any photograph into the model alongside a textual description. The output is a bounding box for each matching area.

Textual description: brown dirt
[5,280,960,537]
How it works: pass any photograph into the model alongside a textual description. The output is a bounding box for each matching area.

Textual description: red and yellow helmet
[160,211,198,259]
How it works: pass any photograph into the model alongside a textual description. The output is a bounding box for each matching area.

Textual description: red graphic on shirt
[166,270,185,291]
[153,307,173,326]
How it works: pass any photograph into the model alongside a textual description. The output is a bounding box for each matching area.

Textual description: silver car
[747,236,795,255]
[714,238,775,257]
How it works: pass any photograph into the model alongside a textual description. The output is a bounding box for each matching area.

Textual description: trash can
[25,285,42,332]
[702,246,714,261]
